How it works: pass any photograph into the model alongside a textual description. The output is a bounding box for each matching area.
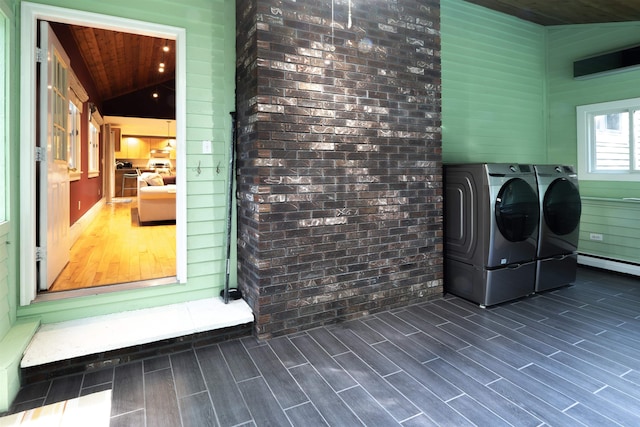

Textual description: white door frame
[19,2,187,305]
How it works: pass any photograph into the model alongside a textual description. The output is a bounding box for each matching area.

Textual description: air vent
[574,44,640,80]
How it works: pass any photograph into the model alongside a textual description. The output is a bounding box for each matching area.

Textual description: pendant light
[165,120,174,150]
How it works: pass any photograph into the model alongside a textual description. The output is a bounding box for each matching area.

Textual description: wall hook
[193,160,201,176]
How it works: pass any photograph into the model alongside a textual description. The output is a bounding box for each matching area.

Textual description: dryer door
[544,178,581,236]
[539,177,581,256]
[495,178,539,242]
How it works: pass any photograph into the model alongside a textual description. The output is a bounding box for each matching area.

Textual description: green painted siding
[0,224,10,339]
[546,23,640,264]
[1,0,20,412]
[0,0,11,342]
[12,0,237,323]
[441,0,547,164]
[580,199,640,264]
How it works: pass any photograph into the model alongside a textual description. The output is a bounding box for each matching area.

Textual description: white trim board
[578,254,640,277]
[69,198,106,246]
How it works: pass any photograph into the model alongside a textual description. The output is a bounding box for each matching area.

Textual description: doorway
[19,2,187,305]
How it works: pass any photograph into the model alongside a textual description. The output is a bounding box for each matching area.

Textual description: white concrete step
[21,297,253,368]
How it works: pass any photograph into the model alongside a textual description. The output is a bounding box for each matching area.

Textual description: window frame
[577,97,640,181]
[87,109,101,178]
[68,100,81,180]
[67,69,87,181]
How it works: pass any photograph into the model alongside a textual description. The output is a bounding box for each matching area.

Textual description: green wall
[0,0,14,342]
[441,0,547,164]
[579,198,640,265]
[0,224,10,342]
[1,0,23,411]
[546,22,640,197]
[546,22,640,264]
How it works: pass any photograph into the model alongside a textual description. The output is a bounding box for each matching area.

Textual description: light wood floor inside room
[49,199,176,292]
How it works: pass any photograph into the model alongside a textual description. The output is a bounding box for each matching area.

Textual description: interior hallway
[6,266,640,426]
[49,199,176,292]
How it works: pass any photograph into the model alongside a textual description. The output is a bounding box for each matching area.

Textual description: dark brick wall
[236,0,443,339]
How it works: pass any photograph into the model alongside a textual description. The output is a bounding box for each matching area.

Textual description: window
[88,111,101,178]
[68,69,87,181]
[605,113,621,131]
[68,101,81,180]
[577,97,640,181]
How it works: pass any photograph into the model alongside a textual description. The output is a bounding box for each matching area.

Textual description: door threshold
[34,277,178,303]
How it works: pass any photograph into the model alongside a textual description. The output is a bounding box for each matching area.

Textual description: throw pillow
[141,172,164,186]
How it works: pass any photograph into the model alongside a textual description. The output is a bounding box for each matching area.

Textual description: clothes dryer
[444,163,539,307]
[533,165,581,292]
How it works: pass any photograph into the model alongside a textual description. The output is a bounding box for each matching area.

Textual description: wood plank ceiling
[59,1,638,107]
[66,24,175,103]
[464,0,640,26]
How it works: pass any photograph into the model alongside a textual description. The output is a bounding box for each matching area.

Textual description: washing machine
[534,165,581,292]
[444,163,539,307]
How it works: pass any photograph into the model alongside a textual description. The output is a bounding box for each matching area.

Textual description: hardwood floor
[49,199,176,292]
[8,267,640,426]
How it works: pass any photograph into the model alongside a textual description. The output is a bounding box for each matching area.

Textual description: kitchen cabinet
[115,136,175,161]
[114,134,127,159]
[149,137,176,160]
[117,136,149,160]
[128,137,149,159]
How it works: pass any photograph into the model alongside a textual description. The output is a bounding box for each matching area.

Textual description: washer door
[495,178,539,242]
[544,178,581,236]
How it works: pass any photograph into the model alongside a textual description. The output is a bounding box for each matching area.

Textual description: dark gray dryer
[444,163,539,307]
[533,165,581,292]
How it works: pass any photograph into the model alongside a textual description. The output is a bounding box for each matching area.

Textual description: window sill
[88,171,100,178]
[69,171,82,182]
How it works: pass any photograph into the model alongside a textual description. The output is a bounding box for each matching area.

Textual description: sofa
[137,173,176,223]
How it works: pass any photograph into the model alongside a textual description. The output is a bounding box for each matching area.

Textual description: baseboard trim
[69,198,106,246]
[578,254,640,277]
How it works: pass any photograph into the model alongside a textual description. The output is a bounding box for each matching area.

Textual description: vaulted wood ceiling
[57,1,638,108]
[65,24,175,103]
[464,0,640,26]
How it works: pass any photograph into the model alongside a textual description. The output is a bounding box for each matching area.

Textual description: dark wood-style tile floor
[5,266,640,426]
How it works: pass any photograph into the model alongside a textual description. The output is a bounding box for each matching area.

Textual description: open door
[38,21,71,290]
